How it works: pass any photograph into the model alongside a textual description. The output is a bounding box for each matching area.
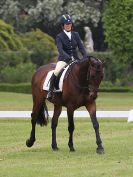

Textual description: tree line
[0,0,132,86]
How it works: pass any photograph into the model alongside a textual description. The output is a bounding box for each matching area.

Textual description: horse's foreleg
[51,105,62,151]
[90,112,104,154]
[86,101,104,154]
[67,109,75,152]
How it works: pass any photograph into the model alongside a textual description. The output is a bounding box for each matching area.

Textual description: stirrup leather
[47,91,53,99]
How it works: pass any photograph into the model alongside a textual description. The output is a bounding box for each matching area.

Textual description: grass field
[0,118,133,177]
[0,91,133,111]
[0,91,133,176]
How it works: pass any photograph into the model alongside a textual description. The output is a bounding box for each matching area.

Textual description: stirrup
[47,91,53,99]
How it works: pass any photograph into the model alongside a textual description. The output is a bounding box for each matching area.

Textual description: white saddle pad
[43,65,69,92]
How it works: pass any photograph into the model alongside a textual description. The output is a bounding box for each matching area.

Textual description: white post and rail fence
[0,110,133,122]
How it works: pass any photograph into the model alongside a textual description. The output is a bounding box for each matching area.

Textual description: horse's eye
[91,75,95,79]
[101,75,103,79]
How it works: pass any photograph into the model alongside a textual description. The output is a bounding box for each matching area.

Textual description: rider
[47,14,88,99]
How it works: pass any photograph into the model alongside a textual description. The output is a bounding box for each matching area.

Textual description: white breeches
[53,61,67,76]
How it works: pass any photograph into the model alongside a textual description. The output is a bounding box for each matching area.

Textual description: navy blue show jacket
[56,31,88,63]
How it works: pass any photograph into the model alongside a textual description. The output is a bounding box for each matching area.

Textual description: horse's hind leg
[51,105,62,151]
[86,101,104,154]
[26,95,44,147]
[26,112,37,147]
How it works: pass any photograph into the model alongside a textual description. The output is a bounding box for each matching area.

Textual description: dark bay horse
[26,56,105,154]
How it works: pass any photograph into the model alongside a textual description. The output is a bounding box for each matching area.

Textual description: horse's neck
[79,59,89,74]
[76,59,90,84]
[79,59,90,68]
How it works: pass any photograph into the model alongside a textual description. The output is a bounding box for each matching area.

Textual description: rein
[68,57,103,92]
[73,65,98,92]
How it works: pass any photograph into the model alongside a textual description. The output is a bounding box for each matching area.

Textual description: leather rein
[67,58,103,92]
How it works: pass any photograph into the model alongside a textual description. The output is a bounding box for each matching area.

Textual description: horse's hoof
[52,147,59,151]
[68,143,75,152]
[26,139,35,148]
[70,147,75,152]
[52,144,59,151]
[96,147,105,154]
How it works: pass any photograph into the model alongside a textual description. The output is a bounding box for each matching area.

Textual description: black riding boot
[47,73,57,99]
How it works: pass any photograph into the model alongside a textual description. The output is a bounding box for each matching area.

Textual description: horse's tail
[36,101,49,126]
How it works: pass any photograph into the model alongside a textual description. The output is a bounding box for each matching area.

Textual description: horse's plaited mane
[65,56,103,79]
[65,60,78,78]
[76,56,102,65]
[76,56,102,72]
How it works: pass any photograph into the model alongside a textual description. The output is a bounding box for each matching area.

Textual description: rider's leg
[47,74,57,99]
[47,61,67,99]
[53,61,67,76]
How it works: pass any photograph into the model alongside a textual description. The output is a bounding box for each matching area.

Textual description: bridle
[69,58,103,93]
[87,62,103,92]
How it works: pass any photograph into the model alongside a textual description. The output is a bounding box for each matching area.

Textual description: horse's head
[87,56,104,99]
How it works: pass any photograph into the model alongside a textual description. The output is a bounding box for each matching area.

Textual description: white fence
[0,110,130,118]
[0,110,133,122]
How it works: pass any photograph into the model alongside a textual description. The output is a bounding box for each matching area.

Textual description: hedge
[99,87,133,93]
[0,83,31,94]
[0,83,133,94]
[20,29,58,66]
[0,62,36,83]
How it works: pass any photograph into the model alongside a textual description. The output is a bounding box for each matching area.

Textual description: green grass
[0,91,133,111]
[0,92,132,176]
[0,118,133,177]
[97,92,133,110]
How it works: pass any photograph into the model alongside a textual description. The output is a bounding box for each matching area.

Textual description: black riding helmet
[60,14,73,26]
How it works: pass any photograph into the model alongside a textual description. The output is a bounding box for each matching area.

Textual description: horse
[26,56,105,154]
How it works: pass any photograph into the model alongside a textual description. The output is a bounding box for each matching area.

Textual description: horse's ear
[102,60,106,67]
[84,55,91,60]
[88,55,92,64]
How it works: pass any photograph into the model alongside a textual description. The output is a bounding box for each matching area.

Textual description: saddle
[54,68,66,90]
[43,61,77,92]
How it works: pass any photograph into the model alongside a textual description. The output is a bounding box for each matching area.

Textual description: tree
[21,29,57,66]
[0,19,23,50]
[0,0,106,50]
[0,0,20,29]
[0,20,58,83]
[0,0,107,50]
[103,0,133,83]
[0,0,105,30]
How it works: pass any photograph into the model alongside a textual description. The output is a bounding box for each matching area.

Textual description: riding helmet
[60,14,73,26]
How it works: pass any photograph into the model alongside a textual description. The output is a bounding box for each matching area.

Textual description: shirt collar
[63,30,71,40]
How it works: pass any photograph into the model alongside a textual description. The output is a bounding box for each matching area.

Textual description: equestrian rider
[47,14,88,99]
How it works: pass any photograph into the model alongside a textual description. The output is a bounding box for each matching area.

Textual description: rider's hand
[71,56,75,61]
